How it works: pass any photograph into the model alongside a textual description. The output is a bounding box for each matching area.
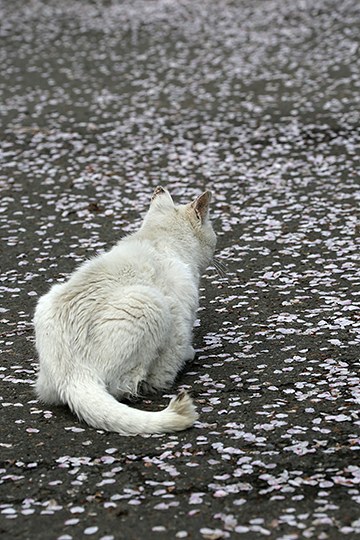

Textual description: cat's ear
[191,191,212,223]
[150,186,174,210]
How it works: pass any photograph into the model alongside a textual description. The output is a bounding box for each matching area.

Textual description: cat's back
[35,235,195,329]
[35,239,160,316]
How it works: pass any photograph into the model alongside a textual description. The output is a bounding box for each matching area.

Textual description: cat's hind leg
[144,325,194,393]
[95,286,172,400]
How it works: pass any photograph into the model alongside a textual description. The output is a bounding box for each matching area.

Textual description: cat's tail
[60,375,198,435]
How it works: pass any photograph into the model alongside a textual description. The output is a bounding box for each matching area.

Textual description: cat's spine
[57,374,198,435]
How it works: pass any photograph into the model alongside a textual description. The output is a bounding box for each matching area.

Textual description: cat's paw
[139,381,159,396]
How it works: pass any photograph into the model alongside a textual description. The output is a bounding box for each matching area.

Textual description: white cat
[34,187,216,435]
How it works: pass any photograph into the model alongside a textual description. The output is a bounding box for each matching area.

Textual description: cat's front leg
[186,345,196,362]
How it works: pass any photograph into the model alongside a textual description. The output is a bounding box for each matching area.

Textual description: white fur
[34,188,216,435]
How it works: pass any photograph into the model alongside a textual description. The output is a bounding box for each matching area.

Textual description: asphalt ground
[1,0,360,539]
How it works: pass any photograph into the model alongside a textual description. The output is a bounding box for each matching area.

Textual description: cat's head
[142,187,217,274]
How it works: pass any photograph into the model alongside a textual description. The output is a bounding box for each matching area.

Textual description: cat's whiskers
[212,256,228,278]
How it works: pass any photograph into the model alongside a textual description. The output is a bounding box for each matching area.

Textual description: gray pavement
[1,0,360,538]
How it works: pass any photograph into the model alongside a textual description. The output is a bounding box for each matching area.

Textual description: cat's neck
[130,229,201,280]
